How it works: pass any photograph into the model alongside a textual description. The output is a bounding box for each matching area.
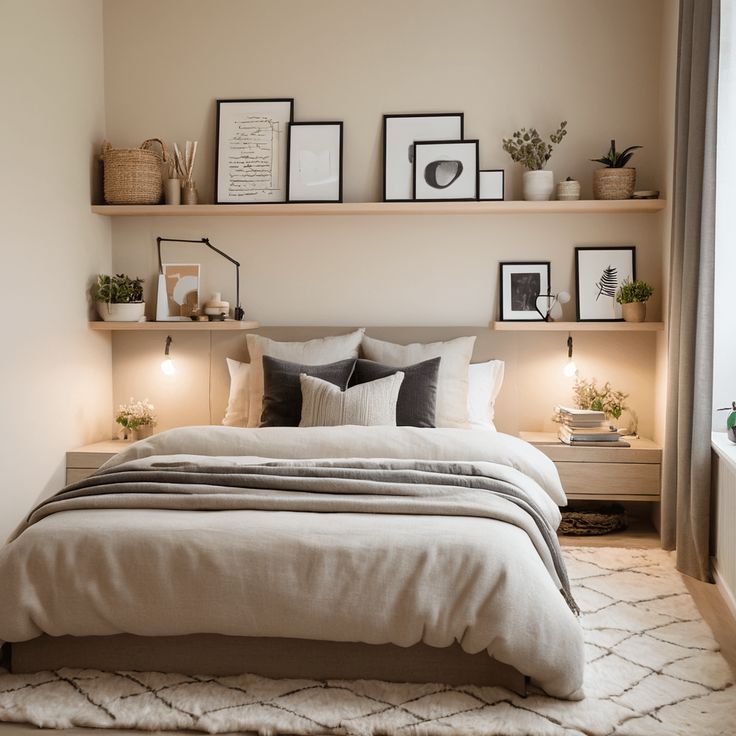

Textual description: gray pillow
[260,356,356,427]
[350,357,440,428]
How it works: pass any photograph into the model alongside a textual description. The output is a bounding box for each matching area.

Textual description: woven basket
[593,168,636,200]
[101,138,168,204]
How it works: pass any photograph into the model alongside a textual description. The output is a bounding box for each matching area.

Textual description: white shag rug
[0,547,734,736]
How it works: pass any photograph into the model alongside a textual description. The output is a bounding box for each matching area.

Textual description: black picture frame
[575,246,636,321]
[215,98,294,204]
[478,169,505,201]
[412,140,479,202]
[286,121,343,203]
[499,261,551,321]
[382,113,464,202]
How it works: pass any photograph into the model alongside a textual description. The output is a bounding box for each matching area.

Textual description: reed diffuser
[174,140,198,204]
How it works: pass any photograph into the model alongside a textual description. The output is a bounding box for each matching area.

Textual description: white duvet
[0,426,584,698]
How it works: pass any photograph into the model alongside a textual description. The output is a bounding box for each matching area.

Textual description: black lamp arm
[156,236,244,320]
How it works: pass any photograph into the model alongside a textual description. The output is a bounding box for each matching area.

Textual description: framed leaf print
[575,246,636,321]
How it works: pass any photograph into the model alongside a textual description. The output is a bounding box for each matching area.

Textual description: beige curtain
[661,0,719,581]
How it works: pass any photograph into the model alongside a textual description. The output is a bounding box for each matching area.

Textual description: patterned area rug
[0,547,734,736]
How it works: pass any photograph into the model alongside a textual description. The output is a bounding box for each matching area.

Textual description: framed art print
[479,169,505,201]
[575,246,636,321]
[215,98,294,204]
[383,113,464,201]
[286,121,343,203]
[413,140,479,201]
[499,262,550,321]
[157,263,200,321]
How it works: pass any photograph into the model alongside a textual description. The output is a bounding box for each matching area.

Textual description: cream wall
[0,0,112,540]
[102,0,675,437]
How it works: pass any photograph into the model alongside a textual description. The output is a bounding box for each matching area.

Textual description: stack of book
[556,407,630,447]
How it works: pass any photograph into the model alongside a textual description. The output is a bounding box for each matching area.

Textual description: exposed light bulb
[563,360,577,378]
[161,357,175,376]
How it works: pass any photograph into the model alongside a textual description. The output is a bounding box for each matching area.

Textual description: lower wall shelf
[492,321,664,332]
[89,321,260,331]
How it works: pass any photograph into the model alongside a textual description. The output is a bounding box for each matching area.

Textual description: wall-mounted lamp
[160,335,176,375]
[563,334,577,377]
[156,236,245,321]
[535,290,571,321]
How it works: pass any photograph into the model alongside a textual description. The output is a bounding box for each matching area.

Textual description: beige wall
[0,0,112,540]
[101,0,674,438]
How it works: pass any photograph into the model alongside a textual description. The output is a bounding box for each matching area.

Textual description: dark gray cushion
[350,357,440,427]
[260,356,356,427]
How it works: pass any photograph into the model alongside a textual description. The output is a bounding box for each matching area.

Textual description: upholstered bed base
[9,635,528,696]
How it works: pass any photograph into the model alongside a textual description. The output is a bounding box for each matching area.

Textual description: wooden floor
[1,525,734,736]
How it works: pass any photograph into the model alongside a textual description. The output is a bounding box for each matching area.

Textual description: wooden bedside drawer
[556,461,661,498]
[66,440,132,485]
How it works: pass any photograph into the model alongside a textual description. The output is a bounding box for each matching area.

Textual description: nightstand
[519,431,662,502]
[66,440,133,484]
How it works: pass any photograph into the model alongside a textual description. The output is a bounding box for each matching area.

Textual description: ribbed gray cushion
[350,357,440,428]
[260,356,356,427]
[299,372,404,427]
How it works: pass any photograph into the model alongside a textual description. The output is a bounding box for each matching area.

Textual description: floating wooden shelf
[492,321,664,332]
[89,320,260,331]
[91,199,666,217]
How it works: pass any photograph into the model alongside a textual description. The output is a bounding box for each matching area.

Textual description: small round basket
[593,168,637,200]
[101,138,168,204]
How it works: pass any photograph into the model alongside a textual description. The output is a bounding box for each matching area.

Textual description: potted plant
[95,274,145,321]
[573,377,629,422]
[502,121,568,201]
[591,139,642,199]
[116,397,156,440]
[616,279,654,322]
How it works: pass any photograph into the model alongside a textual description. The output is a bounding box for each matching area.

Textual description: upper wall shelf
[91,200,666,217]
[492,321,664,332]
[89,320,260,331]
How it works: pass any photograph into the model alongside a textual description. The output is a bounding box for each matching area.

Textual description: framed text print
[575,246,636,321]
[383,113,463,201]
[215,98,294,204]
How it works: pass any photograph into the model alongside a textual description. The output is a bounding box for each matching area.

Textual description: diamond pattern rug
[0,547,734,735]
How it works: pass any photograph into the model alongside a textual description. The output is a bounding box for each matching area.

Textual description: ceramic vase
[164,178,181,205]
[182,182,198,205]
[97,301,145,322]
[621,301,646,323]
[522,170,554,201]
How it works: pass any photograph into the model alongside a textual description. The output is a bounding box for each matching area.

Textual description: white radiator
[713,437,736,619]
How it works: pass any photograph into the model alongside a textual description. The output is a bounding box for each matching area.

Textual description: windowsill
[712,431,736,471]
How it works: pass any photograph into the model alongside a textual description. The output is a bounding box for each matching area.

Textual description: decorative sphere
[558,291,571,305]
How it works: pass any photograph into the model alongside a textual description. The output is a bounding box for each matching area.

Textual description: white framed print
[479,169,505,201]
[215,98,294,204]
[499,261,550,321]
[157,263,200,321]
[286,122,343,203]
[575,246,636,321]
[382,113,464,201]
[413,140,479,201]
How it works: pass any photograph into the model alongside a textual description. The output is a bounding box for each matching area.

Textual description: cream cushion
[246,330,365,427]
[223,359,251,427]
[360,335,476,428]
[467,360,506,431]
[299,372,404,427]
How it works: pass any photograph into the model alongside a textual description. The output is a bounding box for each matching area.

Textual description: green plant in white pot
[502,121,567,201]
[591,139,642,199]
[95,274,145,322]
[616,279,653,322]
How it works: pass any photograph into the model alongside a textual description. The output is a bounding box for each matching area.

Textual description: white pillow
[246,330,365,427]
[360,335,476,428]
[223,358,251,427]
[299,372,404,427]
[467,360,505,431]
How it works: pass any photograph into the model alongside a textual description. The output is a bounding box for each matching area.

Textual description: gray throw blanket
[20,458,578,614]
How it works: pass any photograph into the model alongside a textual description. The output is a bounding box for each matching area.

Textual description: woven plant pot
[593,168,636,200]
[621,301,646,322]
[101,138,168,204]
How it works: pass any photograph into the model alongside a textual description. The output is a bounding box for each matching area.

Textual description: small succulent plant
[502,121,568,171]
[591,139,642,168]
[616,279,654,304]
[95,274,144,303]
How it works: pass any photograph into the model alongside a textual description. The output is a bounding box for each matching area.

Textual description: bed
[0,425,584,699]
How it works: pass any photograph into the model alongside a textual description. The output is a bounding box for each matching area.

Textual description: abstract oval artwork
[424,160,464,189]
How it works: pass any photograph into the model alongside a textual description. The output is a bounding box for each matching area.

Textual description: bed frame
[8,635,528,696]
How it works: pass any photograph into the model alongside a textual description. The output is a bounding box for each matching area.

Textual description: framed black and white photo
[499,262,550,321]
[383,113,464,201]
[286,122,343,203]
[413,140,479,201]
[575,246,636,321]
[479,169,505,201]
[215,98,294,204]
